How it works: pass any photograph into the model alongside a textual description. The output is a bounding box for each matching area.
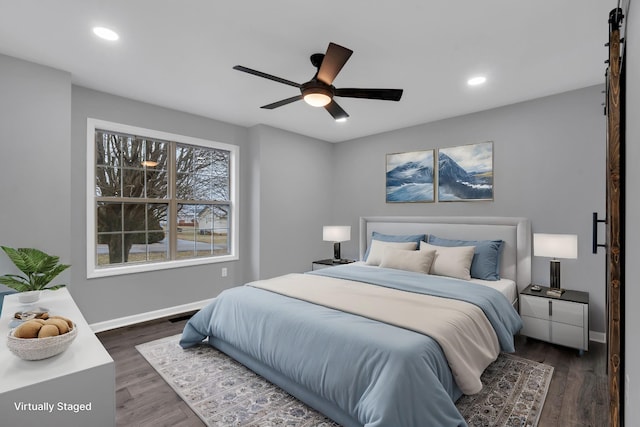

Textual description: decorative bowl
[7,323,77,360]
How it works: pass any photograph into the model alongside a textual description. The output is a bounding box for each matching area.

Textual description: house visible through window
[87,119,238,278]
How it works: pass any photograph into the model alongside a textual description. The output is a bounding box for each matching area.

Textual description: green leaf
[1,246,30,273]
[1,246,70,292]
[0,275,31,292]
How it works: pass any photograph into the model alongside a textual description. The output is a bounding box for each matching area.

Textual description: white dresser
[0,288,115,427]
[520,284,589,355]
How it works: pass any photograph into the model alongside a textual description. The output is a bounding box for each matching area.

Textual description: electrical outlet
[221,267,228,277]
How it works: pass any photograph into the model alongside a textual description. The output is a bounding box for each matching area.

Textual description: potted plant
[0,246,70,303]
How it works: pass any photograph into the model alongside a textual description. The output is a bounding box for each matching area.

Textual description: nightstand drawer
[520,316,550,341]
[520,295,550,319]
[549,299,586,327]
[552,322,586,350]
[520,295,585,327]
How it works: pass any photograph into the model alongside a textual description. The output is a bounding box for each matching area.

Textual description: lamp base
[333,242,342,262]
[550,259,561,289]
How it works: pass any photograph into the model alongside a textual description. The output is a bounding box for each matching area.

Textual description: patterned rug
[136,334,553,427]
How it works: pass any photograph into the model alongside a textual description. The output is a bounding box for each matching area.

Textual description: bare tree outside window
[94,130,231,267]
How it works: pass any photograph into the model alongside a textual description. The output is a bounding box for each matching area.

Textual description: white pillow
[365,240,418,266]
[379,247,436,274]
[420,241,475,280]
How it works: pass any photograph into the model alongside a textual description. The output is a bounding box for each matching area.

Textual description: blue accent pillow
[364,232,426,261]
[427,235,504,281]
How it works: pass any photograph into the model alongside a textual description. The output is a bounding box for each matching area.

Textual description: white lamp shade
[323,226,351,242]
[533,233,578,259]
[304,92,332,107]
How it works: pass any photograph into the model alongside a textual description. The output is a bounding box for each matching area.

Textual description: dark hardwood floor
[512,335,608,427]
[97,312,206,427]
[97,314,608,427]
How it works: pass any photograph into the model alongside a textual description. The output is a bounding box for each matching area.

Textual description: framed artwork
[437,141,493,201]
[385,150,435,203]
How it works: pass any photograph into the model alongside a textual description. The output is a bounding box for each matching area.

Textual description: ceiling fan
[233,42,403,121]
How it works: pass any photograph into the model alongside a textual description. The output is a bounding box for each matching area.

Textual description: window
[87,119,238,278]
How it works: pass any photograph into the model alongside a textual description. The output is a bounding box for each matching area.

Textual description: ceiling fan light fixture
[303,91,332,107]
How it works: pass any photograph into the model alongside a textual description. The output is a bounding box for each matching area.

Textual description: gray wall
[0,54,72,289]
[248,124,334,279]
[332,86,608,334]
[625,0,638,421]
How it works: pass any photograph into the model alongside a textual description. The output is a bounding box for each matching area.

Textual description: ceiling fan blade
[335,88,403,101]
[317,43,353,86]
[261,95,303,109]
[233,65,301,88]
[324,100,349,121]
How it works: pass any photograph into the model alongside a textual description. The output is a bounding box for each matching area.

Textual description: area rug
[136,334,553,427]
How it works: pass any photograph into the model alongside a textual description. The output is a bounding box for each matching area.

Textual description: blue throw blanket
[181,265,523,427]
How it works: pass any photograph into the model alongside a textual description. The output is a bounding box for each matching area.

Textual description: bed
[180,216,531,427]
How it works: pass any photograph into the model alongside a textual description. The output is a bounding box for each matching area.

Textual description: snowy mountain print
[438,142,493,201]
[385,150,435,202]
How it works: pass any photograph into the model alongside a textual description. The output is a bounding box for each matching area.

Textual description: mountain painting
[438,141,493,201]
[386,150,435,202]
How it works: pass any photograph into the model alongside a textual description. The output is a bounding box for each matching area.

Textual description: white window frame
[86,118,239,278]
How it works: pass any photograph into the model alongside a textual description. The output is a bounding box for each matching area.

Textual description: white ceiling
[0,1,614,143]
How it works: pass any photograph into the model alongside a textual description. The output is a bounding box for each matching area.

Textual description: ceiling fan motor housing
[310,53,325,68]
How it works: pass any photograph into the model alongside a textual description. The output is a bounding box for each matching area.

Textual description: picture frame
[385,150,435,203]
[437,141,493,202]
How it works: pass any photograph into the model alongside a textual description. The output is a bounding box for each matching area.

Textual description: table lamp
[533,233,578,289]
[323,226,351,262]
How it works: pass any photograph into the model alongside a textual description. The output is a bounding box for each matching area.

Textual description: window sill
[87,254,238,279]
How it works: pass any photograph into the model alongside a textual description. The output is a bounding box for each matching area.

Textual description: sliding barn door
[605,7,625,427]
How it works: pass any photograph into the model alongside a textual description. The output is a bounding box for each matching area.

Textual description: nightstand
[312,258,356,271]
[519,284,589,355]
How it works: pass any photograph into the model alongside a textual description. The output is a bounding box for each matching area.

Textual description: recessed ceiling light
[93,27,119,41]
[335,117,348,123]
[467,76,487,86]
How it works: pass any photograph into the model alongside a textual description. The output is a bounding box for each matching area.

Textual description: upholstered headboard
[359,216,532,293]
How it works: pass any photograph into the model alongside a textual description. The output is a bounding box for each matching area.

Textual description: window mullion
[169,142,177,260]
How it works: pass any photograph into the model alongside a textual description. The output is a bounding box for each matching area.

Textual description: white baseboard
[89,298,214,333]
[590,330,606,343]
